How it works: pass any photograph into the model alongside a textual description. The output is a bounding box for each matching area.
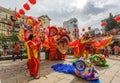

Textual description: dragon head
[48,26,70,54]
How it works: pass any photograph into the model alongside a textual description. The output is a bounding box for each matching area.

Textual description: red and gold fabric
[25,40,40,77]
[93,36,113,49]
[13,44,20,53]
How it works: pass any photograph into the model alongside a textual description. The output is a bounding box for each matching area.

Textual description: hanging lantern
[82,28,85,32]
[76,29,79,32]
[72,30,74,35]
[23,3,30,10]
[88,27,91,30]
[15,12,21,18]
[29,0,36,5]
[19,9,25,15]
[115,16,120,22]
[10,21,13,26]
[101,21,107,27]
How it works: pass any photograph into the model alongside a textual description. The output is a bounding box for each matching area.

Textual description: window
[6,14,8,19]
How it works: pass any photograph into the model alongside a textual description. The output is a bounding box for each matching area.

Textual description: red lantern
[101,21,107,27]
[29,0,36,5]
[94,35,97,39]
[113,29,117,35]
[10,21,13,26]
[19,9,25,15]
[76,29,79,32]
[82,28,85,32]
[72,30,74,34]
[115,16,120,22]
[38,19,42,22]
[23,3,30,10]
[15,13,21,18]
[88,27,91,30]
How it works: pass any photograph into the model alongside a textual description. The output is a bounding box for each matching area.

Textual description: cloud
[82,2,107,15]
[77,0,120,30]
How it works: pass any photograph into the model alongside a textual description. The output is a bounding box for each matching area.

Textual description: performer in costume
[25,34,40,79]
[70,33,92,59]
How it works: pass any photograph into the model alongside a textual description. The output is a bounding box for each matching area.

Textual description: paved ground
[0,54,120,83]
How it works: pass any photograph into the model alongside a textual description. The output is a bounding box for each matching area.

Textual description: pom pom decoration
[88,27,91,30]
[115,15,120,22]
[101,21,107,27]
[48,26,58,37]
[26,16,35,26]
[82,28,85,32]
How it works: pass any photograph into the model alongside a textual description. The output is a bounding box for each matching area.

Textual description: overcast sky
[0,0,120,32]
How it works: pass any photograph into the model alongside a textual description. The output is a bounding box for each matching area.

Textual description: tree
[105,13,117,31]
[0,33,7,43]
[88,29,95,36]
[9,33,19,43]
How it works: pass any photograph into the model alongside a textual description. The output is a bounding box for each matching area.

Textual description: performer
[2,44,7,56]
[81,33,92,59]
[25,34,40,79]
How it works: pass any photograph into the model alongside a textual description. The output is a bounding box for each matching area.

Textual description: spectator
[113,45,120,57]
[12,42,22,61]
[104,47,109,57]
[107,46,112,55]
[2,44,7,56]
[20,44,24,59]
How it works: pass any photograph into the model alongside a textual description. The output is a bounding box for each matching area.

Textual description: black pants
[12,52,22,61]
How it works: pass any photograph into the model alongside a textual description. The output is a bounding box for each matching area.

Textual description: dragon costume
[69,33,93,59]
[51,58,101,82]
[90,54,110,67]
[69,33,113,59]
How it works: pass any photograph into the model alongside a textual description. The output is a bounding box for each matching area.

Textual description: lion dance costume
[43,26,70,60]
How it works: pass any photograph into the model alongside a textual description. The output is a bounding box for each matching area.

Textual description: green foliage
[105,13,118,31]
[0,51,2,56]
[0,33,7,43]
[9,33,19,42]
[88,30,95,36]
